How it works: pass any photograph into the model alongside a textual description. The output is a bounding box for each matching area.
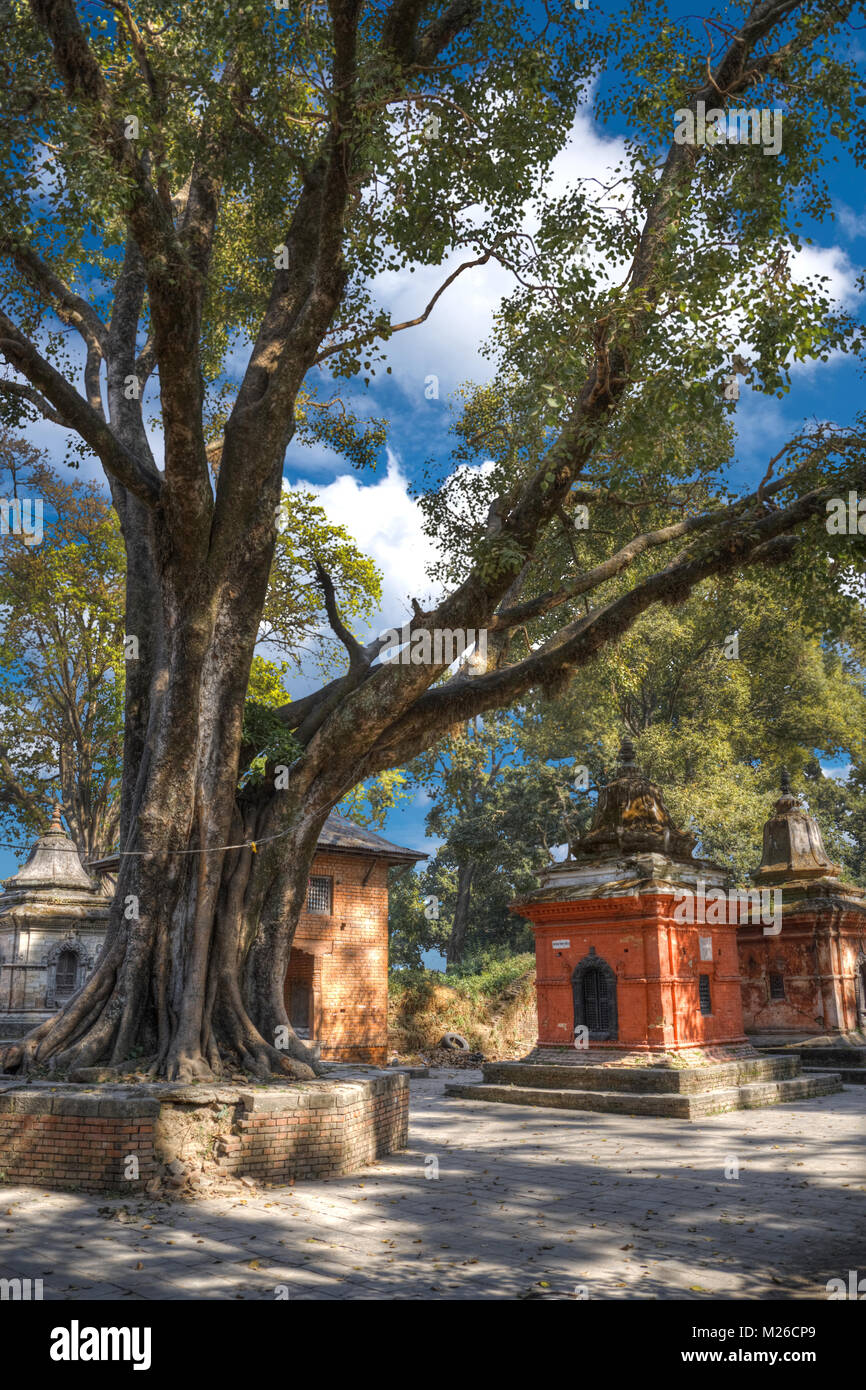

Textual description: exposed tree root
[1,971,325,1084]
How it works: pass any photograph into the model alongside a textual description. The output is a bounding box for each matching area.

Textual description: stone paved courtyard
[1,1069,864,1300]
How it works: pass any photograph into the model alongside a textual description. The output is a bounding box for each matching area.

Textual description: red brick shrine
[514,740,748,1055]
[738,771,866,1042]
[446,746,847,1116]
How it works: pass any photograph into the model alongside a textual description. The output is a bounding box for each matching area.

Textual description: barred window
[769,972,785,1000]
[307,875,332,914]
[698,974,712,1015]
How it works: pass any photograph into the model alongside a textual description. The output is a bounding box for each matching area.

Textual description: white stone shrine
[0,806,109,1038]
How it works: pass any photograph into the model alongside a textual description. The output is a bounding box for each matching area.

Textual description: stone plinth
[0,1071,408,1194]
[445,1052,842,1119]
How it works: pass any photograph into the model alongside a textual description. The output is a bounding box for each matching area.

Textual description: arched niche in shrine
[572,950,618,1042]
[44,933,91,1009]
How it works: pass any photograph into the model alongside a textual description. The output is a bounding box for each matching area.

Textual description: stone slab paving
[0,1068,863,1300]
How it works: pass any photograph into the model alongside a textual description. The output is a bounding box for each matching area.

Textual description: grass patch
[388,953,536,1059]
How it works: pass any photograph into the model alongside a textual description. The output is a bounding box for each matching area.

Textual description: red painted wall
[738,905,866,1035]
[525,895,747,1052]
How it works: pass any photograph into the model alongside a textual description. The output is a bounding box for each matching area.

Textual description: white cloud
[790,242,858,308]
[834,202,866,241]
[366,110,629,398]
[292,448,442,639]
[822,762,852,783]
[285,438,355,476]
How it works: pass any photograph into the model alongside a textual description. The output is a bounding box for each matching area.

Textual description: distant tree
[387,865,449,971]
[542,569,866,882]
[0,434,124,860]
[406,712,583,967]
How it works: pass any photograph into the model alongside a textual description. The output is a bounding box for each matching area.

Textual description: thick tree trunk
[0,495,328,1083]
[446,861,476,972]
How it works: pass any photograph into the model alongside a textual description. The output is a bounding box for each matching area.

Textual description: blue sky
[2,0,864,889]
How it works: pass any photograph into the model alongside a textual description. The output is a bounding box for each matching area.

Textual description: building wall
[0,848,393,1063]
[287,851,390,1065]
[529,895,747,1052]
[738,905,866,1035]
[0,912,106,1016]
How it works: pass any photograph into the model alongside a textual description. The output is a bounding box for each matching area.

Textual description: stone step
[802,1065,866,1085]
[792,1048,866,1068]
[482,1055,800,1094]
[445,1072,842,1120]
[751,1041,866,1064]
[0,1014,50,1040]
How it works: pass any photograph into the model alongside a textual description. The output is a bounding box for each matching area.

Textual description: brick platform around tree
[0,1071,408,1195]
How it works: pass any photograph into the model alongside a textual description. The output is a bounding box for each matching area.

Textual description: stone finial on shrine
[751,768,846,890]
[573,736,696,860]
[2,802,97,895]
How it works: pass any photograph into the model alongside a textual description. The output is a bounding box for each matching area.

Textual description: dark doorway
[582,969,611,1032]
[288,982,311,1037]
[55,949,78,998]
[572,952,618,1042]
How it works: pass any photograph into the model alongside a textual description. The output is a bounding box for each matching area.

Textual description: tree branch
[312,249,494,365]
[0,236,109,354]
[0,378,70,426]
[359,469,866,771]
[0,309,161,503]
[314,561,367,671]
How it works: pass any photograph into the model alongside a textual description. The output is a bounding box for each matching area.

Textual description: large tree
[1,0,864,1080]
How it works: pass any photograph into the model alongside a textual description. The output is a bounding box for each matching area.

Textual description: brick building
[514,748,866,1056]
[451,743,843,1116]
[0,808,423,1064]
[737,772,866,1040]
[514,740,748,1054]
[286,812,424,1064]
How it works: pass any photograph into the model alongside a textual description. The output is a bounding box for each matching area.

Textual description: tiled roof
[317,811,425,862]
